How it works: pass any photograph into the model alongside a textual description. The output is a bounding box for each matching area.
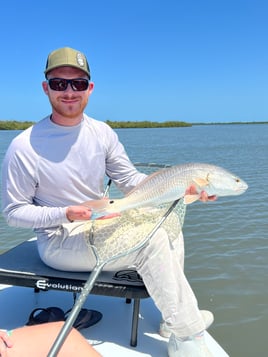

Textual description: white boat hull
[0,284,228,356]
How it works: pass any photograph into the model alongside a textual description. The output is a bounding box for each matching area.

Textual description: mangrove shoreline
[0,120,267,130]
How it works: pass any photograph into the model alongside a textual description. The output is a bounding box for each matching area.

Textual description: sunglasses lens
[48,78,89,91]
[48,79,68,91]
[71,79,89,91]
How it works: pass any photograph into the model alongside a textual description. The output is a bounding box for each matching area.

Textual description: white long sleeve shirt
[1,114,146,232]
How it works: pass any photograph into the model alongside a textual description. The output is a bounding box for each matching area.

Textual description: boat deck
[0,284,229,356]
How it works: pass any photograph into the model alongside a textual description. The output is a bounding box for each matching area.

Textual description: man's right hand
[66,205,119,222]
[66,206,92,222]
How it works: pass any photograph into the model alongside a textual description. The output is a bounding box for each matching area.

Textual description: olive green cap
[44,47,90,78]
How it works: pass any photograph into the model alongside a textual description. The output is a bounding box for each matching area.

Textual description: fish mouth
[237,183,248,193]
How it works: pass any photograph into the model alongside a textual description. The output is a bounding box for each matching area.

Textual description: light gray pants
[37,222,205,338]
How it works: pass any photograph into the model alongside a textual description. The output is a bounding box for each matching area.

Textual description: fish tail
[91,211,109,220]
[82,199,111,211]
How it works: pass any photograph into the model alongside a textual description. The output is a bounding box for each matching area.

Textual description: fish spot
[109,200,114,204]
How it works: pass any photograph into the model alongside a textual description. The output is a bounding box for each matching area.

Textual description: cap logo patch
[76,53,85,67]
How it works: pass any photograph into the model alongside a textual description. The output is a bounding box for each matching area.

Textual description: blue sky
[0,0,267,123]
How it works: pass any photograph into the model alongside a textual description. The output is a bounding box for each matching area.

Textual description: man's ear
[42,81,49,95]
[88,81,94,94]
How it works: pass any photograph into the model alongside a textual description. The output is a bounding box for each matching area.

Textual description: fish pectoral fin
[192,177,209,188]
[184,194,201,204]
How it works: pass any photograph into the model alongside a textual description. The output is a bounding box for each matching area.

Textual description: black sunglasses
[47,78,90,91]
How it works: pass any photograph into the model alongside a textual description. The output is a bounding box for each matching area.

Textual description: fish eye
[109,200,114,204]
[232,175,240,183]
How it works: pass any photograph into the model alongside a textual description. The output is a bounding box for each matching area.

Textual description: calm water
[1,125,268,356]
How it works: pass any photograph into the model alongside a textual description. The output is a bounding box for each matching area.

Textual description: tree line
[0,120,191,130]
[105,120,191,128]
[0,120,35,130]
[1,120,267,131]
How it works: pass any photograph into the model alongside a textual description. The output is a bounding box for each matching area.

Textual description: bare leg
[5,322,101,357]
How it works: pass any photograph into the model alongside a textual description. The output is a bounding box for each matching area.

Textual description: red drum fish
[82,163,248,219]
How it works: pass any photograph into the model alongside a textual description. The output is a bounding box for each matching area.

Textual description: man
[1,47,215,356]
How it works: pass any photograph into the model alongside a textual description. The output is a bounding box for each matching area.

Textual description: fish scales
[124,166,187,206]
[83,163,248,218]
